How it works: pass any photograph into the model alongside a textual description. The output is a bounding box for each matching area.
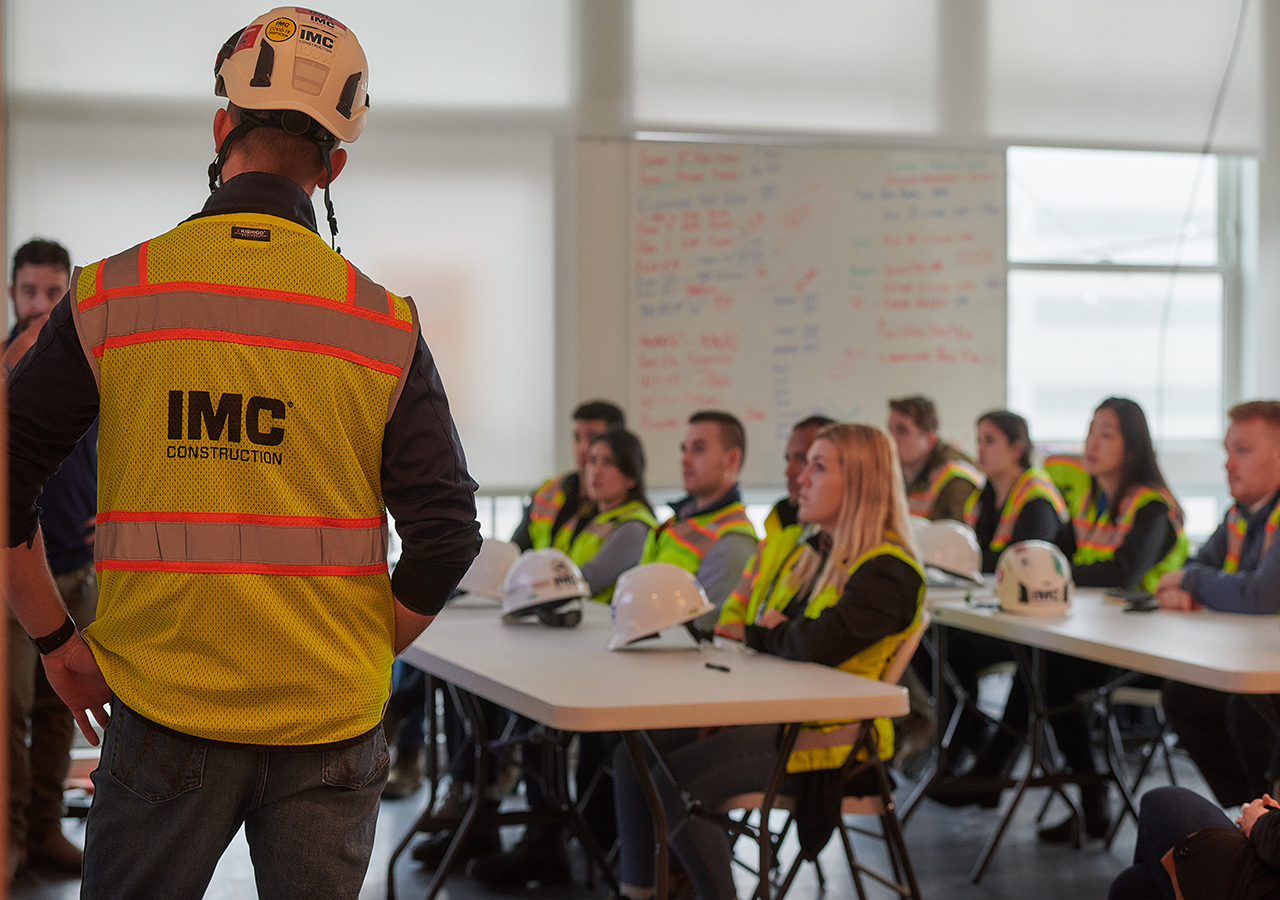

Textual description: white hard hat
[995,540,1073,617]
[918,520,983,583]
[908,515,932,547]
[214,8,369,144]
[502,548,589,627]
[457,539,521,600]
[607,563,714,651]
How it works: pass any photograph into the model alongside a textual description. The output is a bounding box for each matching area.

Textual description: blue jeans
[83,701,388,900]
[1108,786,1235,900]
[614,725,780,900]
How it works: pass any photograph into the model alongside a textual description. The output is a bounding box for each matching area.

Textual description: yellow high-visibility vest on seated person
[527,472,577,550]
[552,499,657,603]
[963,467,1068,553]
[719,527,924,773]
[640,500,757,574]
[73,212,418,746]
[1072,487,1189,592]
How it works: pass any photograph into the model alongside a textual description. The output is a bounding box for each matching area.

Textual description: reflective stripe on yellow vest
[1224,502,1280,573]
[640,503,758,574]
[908,459,984,518]
[551,499,657,603]
[1072,487,1189,592]
[1044,454,1092,518]
[963,467,1067,553]
[527,473,574,550]
[719,529,924,772]
[71,213,418,745]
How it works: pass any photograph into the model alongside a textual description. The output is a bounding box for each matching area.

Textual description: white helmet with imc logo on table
[502,549,590,628]
[995,540,1073,617]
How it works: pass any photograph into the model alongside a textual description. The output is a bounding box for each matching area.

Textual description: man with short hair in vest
[5,10,480,896]
[763,414,834,541]
[1159,400,1280,809]
[641,410,759,625]
[887,395,984,521]
[513,400,626,550]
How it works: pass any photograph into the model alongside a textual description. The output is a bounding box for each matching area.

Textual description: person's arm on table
[742,555,919,665]
[381,336,481,649]
[1171,534,1280,615]
[1072,501,1173,589]
[1242,797,1280,863]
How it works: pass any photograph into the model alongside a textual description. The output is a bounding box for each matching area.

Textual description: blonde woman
[611,423,925,900]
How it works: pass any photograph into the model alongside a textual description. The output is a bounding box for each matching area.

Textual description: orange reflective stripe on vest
[1224,502,1280,573]
[908,459,983,517]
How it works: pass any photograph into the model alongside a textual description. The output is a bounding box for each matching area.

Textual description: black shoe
[411,821,501,870]
[466,828,572,887]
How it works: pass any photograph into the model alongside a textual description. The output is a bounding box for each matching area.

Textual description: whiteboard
[627,141,1007,489]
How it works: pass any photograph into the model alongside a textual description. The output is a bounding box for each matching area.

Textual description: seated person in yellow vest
[1158,400,1280,811]
[888,394,984,520]
[553,428,657,602]
[928,411,1068,798]
[764,414,835,540]
[1044,451,1092,519]
[4,11,483,895]
[511,399,626,551]
[1037,398,1187,842]
[639,410,759,625]
[610,423,924,900]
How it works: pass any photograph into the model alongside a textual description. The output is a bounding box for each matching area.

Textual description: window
[1007,146,1242,538]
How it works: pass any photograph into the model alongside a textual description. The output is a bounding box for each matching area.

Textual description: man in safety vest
[5,10,481,895]
[512,400,626,550]
[763,415,834,540]
[887,395,983,520]
[1159,400,1280,808]
[640,410,759,621]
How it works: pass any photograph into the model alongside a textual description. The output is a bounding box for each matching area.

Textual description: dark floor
[12,750,1205,900]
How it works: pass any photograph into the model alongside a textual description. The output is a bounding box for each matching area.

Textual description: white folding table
[394,598,909,900]
[912,587,1280,880]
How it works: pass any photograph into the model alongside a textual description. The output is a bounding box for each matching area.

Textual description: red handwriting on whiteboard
[695,369,730,388]
[956,248,994,266]
[641,413,681,430]
[714,294,733,309]
[686,392,722,406]
[744,407,767,422]
[793,268,817,293]
[687,284,714,297]
[640,373,680,388]
[639,173,663,186]
[701,331,739,351]
[712,169,739,180]
[688,352,733,366]
[878,319,926,340]
[639,333,681,349]
[639,151,667,166]
[783,202,812,230]
[742,211,765,236]
[880,351,931,363]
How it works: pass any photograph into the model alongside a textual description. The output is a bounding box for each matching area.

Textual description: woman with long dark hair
[1064,397,1188,589]
[552,428,656,603]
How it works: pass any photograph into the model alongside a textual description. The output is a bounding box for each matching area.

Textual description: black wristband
[33,614,77,655]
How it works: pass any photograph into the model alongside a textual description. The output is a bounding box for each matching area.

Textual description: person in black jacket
[1109,786,1280,900]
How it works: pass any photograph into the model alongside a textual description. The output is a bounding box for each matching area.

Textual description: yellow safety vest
[1044,453,1092,517]
[908,458,984,519]
[1224,500,1280,573]
[763,498,799,541]
[640,502,758,575]
[719,528,924,773]
[963,467,1067,553]
[71,212,418,745]
[527,472,577,550]
[1072,487,1189,592]
[551,499,657,603]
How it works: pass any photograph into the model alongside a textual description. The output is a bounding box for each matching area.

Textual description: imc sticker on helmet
[265,17,296,42]
[231,226,271,242]
[234,25,263,54]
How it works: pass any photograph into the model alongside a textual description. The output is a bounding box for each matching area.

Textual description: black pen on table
[705,662,730,672]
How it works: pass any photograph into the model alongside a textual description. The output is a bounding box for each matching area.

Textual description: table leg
[901,622,948,821]
[623,731,670,900]
[419,688,492,900]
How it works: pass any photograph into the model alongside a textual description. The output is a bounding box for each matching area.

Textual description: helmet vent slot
[250,41,275,88]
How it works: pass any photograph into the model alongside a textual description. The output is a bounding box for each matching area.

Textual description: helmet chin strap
[208,113,342,254]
